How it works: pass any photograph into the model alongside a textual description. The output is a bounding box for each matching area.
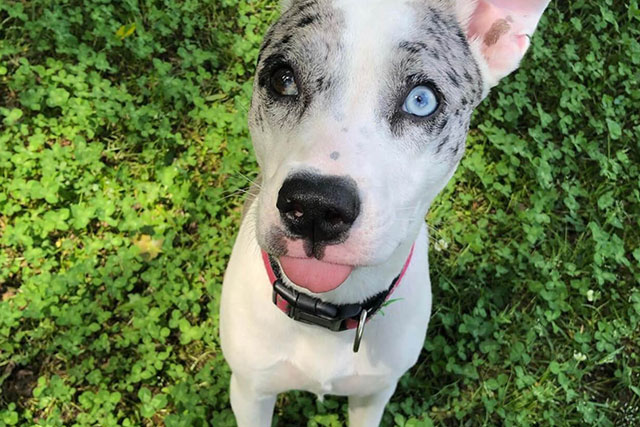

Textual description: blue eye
[403,85,439,117]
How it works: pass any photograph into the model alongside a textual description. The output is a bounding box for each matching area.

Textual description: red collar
[261,244,415,331]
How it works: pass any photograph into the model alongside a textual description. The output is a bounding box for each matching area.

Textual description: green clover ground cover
[0,0,638,425]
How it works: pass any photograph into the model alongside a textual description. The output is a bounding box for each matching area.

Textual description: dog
[220,1,549,425]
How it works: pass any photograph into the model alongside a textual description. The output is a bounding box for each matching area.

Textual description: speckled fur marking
[385,5,483,156]
[251,0,345,130]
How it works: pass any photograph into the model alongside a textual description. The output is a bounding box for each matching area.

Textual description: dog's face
[248,0,548,295]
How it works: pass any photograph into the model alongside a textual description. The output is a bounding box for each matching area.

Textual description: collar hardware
[353,308,368,352]
[262,244,415,352]
[273,279,361,331]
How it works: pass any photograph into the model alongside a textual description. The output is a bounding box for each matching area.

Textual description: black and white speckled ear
[455,0,549,92]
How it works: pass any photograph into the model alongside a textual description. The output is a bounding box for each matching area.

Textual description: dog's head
[249,0,548,297]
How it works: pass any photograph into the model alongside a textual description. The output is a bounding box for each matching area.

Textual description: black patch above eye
[270,66,299,96]
[297,14,318,28]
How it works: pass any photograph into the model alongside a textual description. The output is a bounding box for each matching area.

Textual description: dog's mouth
[278,256,354,293]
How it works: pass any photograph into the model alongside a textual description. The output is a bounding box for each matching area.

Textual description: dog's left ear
[457,0,550,92]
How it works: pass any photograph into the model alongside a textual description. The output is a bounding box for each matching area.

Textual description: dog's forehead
[262,0,479,96]
[333,0,480,93]
[282,0,461,43]
[336,1,426,71]
[265,0,464,56]
[336,0,452,36]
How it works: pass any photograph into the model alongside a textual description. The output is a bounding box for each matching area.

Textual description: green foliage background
[0,0,638,425]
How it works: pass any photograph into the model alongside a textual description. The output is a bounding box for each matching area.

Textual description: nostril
[285,203,305,221]
[325,209,345,226]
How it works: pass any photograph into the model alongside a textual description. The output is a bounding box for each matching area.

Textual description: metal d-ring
[353,309,368,353]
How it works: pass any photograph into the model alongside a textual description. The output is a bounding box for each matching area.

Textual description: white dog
[220,1,549,425]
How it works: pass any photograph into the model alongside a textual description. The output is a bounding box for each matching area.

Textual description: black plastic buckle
[273,280,361,332]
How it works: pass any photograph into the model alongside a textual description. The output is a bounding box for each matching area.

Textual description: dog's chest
[267,357,393,398]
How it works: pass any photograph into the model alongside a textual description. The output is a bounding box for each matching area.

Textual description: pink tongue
[279,256,354,293]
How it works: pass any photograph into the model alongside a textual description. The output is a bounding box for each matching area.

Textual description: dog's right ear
[456,0,550,93]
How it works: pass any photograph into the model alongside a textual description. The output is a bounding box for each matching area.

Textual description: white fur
[221,1,548,425]
[221,202,431,426]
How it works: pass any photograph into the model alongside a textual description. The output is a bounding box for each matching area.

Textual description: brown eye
[270,67,299,96]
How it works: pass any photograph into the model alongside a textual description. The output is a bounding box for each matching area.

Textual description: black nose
[277,173,360,245]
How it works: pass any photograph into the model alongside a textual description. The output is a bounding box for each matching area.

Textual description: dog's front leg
[229,373,277,427]
[348,383,397,427]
